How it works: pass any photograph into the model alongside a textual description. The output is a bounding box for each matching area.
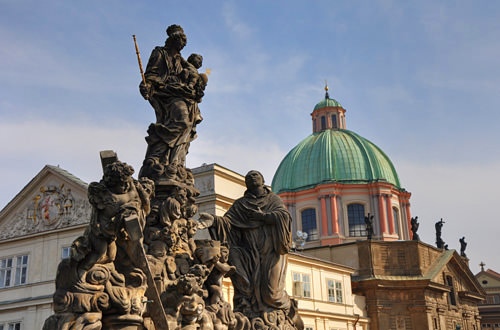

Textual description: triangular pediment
[476,269,500,287]
[428,250,485,297]
[0,165,91,241]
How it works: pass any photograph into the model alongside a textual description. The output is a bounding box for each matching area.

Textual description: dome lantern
[311,83,346,133]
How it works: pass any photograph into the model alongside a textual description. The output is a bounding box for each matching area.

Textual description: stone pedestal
[102,314,144,330]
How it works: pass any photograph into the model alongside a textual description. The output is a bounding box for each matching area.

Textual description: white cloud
[221,2,253,40]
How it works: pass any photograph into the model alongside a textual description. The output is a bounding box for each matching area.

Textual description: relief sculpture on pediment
[0,184,91,241]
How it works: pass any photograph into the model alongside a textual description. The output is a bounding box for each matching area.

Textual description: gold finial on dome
[324,79,330,99]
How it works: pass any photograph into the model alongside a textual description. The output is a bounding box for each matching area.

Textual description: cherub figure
[185,169,200,204]
[177,273,213,330]
[162,228,180,254]
[180,54,206,123]
[160,196,182,226]
[185,204,198,219]
[181,53,204,89]
[76,161,154,273]
[146,240,168,281]
[146,240,169,292]
[165,255,177,281]
[177,187,188,203]
[205,246,236,306]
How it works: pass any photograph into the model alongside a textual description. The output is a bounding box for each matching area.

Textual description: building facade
[476,266,500,329]
[272,87,412,247]
[304,241,485,330]
[287,252,369,330]
[0,165,89,329]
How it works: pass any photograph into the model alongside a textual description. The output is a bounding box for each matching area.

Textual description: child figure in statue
[206,246,236,306]
[146,240,168,290]
[76,161,154,273]
[182,53,203,89]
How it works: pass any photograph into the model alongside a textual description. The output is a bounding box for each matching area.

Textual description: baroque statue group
[43,24,303,330]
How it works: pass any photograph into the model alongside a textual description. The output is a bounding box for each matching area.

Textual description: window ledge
[0,280,53,291]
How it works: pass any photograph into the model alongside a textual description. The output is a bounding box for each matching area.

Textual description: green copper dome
[314,97,342,110]
[271,129,401,193]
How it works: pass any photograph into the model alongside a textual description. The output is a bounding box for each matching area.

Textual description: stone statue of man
[198,170,301,329]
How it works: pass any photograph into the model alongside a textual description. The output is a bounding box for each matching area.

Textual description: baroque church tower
[272,85,412,246]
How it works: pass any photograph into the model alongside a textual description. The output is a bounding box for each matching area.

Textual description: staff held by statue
[132,34,148,99]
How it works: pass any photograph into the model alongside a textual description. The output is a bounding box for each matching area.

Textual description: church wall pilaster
[319,195,328,238]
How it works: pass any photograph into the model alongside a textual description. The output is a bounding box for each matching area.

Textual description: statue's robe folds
[209,188,292,313]
[142,46,199,166]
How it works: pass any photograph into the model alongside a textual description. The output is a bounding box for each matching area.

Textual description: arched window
[321,116,326,130]
[301,209,318,241]
[313,119,317,132]
[392,207,399,236]
[331,115,337,128]
[348,203,365,237]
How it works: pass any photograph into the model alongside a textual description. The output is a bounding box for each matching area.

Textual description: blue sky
[1,0,499,273]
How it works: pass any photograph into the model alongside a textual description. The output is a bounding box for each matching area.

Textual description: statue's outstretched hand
[197,213,214,229]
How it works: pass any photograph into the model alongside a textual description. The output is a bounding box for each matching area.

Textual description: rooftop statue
[411,216,420,241]
[364,213,374,240]
[435,218,446,249]
[459,236,467,258]
[198,170,303,329]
